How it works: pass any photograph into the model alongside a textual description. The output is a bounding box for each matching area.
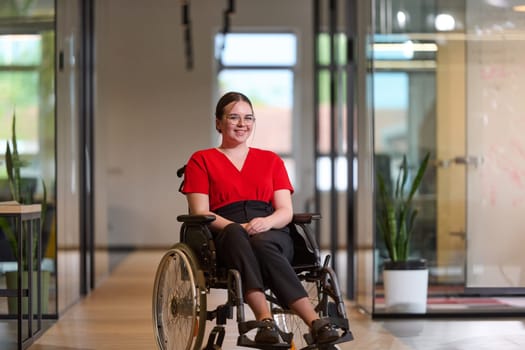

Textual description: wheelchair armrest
[177,214,216,224]
[292,213,321,224]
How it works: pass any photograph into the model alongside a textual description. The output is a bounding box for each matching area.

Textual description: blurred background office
[2,1,525,342]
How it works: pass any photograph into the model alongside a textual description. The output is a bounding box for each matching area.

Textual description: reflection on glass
[373,72,409,155]
[464,0,525,292]
[316,33,347,66]
[316,156,352,192]
[0,34,41,65]
[372,34,440,314]
[0,13,56,320]
[371,0,525,314]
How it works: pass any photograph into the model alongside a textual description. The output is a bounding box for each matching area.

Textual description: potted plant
[376,152,430,313]
[0,111,49,314]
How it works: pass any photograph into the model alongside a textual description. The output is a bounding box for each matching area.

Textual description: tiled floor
[11,251,525,349]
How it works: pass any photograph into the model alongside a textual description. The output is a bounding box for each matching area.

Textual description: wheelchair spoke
[153,246,207,350]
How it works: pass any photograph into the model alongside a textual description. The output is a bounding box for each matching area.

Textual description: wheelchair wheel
[152,243,207,350]
[272,279,320,350]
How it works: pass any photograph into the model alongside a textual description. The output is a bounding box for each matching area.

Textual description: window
[215,32,297,184]
[0,18,56,317]
[315,33,351,191]
[0,34,43,173]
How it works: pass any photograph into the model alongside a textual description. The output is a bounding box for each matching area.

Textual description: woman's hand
[242,189,293,235]
[243,217,273,235]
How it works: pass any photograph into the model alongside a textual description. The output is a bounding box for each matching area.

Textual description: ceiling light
[397,10,408,28]
[435,14,456,31]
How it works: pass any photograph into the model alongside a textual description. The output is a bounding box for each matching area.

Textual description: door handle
[453,156,483,167]
[434,156,483,168]
[450,231,466,240]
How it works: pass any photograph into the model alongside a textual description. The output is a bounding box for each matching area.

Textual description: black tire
[152,244,207,350]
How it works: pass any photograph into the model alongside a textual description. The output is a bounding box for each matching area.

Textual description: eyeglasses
[225,114,256,125]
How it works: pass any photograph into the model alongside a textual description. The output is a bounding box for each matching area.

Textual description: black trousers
[213,201,307,306]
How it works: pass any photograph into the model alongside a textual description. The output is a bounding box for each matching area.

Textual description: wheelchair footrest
[237,334,291,349]
[302,316,354,349]
[299,344,339,350]
[237,320,293,350]
[301,333,354,350]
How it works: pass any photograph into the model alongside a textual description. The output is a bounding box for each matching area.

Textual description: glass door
[464,0,525,292]
[370,0,525,315]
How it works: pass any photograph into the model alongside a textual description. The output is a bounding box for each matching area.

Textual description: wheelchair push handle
[176,165,186,178]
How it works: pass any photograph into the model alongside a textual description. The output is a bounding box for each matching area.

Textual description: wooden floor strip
[28,250,402,350]
[29,251,525,350]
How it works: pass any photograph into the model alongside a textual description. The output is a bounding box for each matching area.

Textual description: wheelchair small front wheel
[152,244,207,350]
[272,279,320,349]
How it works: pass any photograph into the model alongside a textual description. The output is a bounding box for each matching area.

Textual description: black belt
[214,200,274,223]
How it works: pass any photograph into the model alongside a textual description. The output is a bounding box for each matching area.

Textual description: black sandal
[311,318,340,344]
[254,318,280,344]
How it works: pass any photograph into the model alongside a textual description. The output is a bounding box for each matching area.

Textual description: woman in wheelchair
[180,91,340,345]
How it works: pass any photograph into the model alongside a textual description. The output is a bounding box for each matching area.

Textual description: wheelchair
[152,211,354,350]
[152,167,353,349]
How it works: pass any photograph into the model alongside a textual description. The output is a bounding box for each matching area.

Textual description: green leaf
[40,179,47,233]
[5,142,17,201]
[376,152,431,262]
[0,218,18,260]
[398,155,409,200]
[407,153,430,204]
[2,109,48,269]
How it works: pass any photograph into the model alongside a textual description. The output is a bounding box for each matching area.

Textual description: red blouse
[181,147,294,211]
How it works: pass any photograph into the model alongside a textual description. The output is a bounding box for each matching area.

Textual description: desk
[0,202,42,350]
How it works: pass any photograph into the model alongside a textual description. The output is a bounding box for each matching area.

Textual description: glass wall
[0,1,57,346]
[0,0,56,296]
[369,0,525,315]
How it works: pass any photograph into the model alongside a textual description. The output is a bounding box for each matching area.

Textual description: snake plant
[376,152,430,262]
[1,111,47,269]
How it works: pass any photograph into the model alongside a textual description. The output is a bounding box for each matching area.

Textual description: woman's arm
[244,189,293,235]
[186,193,234,232]
[187,189,293,235]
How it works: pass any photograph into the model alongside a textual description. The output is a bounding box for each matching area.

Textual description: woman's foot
[254,318,280,344]
[311,318,339,344]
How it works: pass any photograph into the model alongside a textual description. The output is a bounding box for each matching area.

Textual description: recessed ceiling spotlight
[435,13,456,31]
[397,10,408,28]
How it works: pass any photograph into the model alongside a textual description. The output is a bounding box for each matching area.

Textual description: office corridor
[28,251,525,350]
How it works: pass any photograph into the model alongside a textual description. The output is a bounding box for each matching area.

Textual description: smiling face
[216,100,255,147]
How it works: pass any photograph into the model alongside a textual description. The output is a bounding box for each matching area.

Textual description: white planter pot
[383,260,428,313]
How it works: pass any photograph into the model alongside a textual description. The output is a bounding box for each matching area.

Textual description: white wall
[94,0,314,247]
